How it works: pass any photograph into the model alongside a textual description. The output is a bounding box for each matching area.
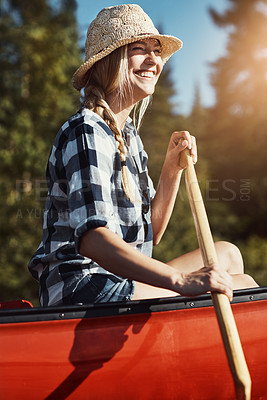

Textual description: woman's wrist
[167,269,185,294]
[161,158,183,181]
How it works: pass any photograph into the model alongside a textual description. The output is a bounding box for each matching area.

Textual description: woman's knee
[215,241,244,274]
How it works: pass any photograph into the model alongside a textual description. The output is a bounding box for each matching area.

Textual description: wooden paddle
[180,148,251,400]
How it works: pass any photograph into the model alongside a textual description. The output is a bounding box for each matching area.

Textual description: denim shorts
[70,273,136,305]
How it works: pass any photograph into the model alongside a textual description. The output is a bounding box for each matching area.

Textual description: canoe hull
[1,288,267,399]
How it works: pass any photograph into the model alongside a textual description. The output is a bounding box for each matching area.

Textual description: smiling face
[127,39,163,104]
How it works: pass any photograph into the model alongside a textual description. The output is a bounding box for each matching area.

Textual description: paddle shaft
[181,149,251,400]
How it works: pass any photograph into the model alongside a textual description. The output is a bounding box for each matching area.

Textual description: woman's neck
[106,94,134,131]
[113,107,133,130]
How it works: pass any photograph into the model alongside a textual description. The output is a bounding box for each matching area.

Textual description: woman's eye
[132,46,145,51]
[129,44,162,54]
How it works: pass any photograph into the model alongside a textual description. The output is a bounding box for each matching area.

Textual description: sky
[75,0,230,115]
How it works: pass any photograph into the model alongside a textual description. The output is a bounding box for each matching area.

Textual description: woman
[29,4,257,306]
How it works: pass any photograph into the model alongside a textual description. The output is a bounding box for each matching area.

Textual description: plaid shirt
[29,108,155,305]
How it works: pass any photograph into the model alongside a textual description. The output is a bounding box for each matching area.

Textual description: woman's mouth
[135,70,155,79]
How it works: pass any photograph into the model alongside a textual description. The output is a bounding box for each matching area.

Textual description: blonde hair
[83,45,150,202]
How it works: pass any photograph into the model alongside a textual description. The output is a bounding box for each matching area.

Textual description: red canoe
[1,287,267,400]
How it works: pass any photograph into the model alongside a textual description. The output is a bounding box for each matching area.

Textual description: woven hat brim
[72,33,182,91]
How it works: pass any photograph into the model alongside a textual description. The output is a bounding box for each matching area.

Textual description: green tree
[207,0,267,231]
[188,83,208,141]
[0,0,81,304]
[205,0,267,284]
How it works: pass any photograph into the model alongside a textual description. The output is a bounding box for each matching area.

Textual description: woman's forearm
[80,227,182,291]
[151,131,197,245]
[79,227,233,300]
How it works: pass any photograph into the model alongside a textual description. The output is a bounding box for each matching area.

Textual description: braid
[84,83,136,203]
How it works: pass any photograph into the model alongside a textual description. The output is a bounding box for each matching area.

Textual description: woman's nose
[144,51,157,64]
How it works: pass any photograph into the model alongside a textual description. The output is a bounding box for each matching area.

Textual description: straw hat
[72,4,183,90]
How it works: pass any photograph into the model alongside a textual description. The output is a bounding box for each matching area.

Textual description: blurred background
[1,0,267,305]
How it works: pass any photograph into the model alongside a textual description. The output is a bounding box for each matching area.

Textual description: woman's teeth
[136,71,154,78]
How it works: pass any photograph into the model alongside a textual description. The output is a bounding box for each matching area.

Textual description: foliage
[205,0,267,284]
[0,0,81,304]
[206,0,267,233]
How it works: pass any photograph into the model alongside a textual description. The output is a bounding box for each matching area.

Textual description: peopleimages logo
[205,179,251,202]
[14,177,252,212]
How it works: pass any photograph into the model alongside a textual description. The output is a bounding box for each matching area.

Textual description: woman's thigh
[132,281,178,300]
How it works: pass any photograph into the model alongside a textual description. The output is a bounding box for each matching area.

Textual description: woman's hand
[176,264,233,301]
[165,130,197,172]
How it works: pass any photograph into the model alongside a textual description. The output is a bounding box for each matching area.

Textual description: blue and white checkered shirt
[28,108,156,305]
